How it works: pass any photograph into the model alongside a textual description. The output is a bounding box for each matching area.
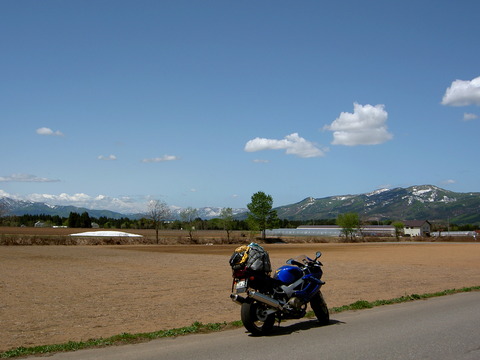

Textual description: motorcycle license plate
[236,280,247,293]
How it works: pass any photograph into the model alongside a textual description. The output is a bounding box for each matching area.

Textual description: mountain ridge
[1,185,480,224]
[0,197,247,220]
[275,185,480,224]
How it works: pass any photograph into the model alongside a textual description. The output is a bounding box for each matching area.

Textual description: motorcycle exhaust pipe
[230,293,246,305]
[248,290,282,309]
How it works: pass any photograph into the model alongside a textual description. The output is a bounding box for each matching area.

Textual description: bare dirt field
[1,241,480,352]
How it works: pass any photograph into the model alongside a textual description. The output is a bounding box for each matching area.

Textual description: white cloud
[0,173,60,183]
[244,133,326,158]
[463,113,478,121]
[142,155,179,163]
[0,189,11,197]
[29,192,90,203]
[324,103,393,146]
[36,127,64,136]
[441,179,456,185]
[442,76,480,106]
[98,154,117,161]
[33,192,145,213]
[253,159,270,163]
[0,190,150,213]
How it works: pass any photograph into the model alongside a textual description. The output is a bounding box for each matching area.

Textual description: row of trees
[0,212,146,229]
[2,192,479,240]
[336,213,405,240]
[0,212,254,231]
[145,192,279,243]
[0,191,281,243]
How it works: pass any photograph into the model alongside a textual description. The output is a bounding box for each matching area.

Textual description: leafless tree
[180,207,198,243]
[0,201,8,224]
[146,200,171,244]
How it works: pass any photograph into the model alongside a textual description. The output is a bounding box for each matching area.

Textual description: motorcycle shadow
[256,319,344,337]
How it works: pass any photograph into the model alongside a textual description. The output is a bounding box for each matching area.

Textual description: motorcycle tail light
[249,276,255,281]
[233,268,247,278]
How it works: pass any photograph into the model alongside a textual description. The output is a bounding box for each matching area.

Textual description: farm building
[266,225,396,237]
[403,220,431,237]
[266,226,342,237]
[266,221,434,238]
[431,231,477,239]
[298,224,397,237]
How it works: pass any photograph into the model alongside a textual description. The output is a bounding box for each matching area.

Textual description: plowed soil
[1,242,480,352]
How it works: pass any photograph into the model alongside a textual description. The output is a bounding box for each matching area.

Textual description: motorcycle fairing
[293,274,323,301]
[274,265,303,284]
[279,278,304,298]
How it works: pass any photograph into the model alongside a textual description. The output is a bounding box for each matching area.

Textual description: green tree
[392,221,404,240]
[80,212,92,228]
[247,191,278,241]
[220,207,234,242]
[68,212,80,228]
[337,212,360,241]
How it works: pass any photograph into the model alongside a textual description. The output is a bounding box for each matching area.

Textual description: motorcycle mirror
[316,251,322,259]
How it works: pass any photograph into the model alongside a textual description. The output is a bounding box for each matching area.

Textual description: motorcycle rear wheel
[310,291,330,325]
[241,301,275,336]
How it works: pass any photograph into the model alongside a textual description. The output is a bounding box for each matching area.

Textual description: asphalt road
[31,292,480,360]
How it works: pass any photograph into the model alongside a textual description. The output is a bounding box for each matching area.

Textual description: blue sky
[1,0,479,214]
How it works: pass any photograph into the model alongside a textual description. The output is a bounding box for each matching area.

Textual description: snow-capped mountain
[168,206,247,220]
[275,185,480,224]
[2,185,480,223]
[0,197,247,220]
[0,197,128,219]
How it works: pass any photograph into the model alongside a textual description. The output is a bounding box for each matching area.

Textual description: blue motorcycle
[230,248,329,335]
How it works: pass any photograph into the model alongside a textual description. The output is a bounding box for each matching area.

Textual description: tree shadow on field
[250,319,344,337]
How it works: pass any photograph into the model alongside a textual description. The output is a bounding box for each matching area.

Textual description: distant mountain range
[169,206,248,220]
[0,197,247,220]
[0,197,129,219]
[2,185,480,224]
[275,185,480,224]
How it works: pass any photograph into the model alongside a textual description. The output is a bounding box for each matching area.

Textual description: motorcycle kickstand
[276,313,283,326]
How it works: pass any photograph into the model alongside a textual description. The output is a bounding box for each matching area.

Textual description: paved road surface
[30,292,480,360]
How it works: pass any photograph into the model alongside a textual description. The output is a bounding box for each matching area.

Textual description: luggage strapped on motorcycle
[229,242,272,274]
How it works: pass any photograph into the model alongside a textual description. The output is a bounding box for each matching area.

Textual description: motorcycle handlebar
[287,253,323,268]
[289,259,319,268]
[290,259,304,267]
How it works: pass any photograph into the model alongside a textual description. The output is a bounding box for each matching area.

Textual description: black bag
[229,243,271,274]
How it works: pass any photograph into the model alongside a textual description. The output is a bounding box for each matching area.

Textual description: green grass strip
[320,285,480,315]
[0,321,234,359]
[2,286,480,359]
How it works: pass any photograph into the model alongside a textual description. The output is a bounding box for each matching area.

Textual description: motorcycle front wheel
[240,301,275,336]
[310,291,330,325]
